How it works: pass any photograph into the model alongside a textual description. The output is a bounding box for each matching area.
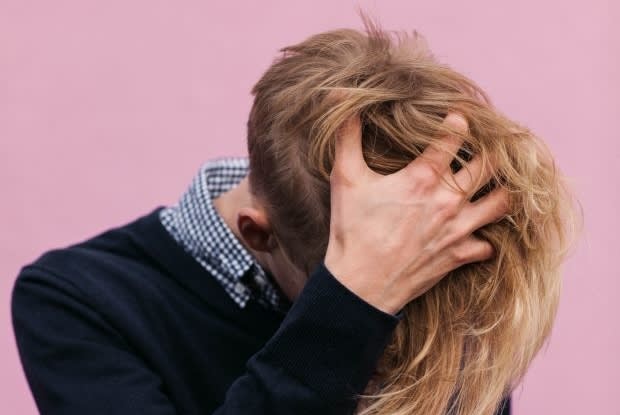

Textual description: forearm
[13,263,399,415]
[212,263,400,414]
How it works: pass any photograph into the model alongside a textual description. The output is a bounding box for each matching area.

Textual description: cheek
[269,259,308,302]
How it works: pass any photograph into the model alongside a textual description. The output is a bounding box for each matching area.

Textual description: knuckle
[450,244,470,264]
[436,202,460,222]
[444,112,469,133]
[498,188,511,214]
[329,167,353,188]
[435,192,463,221]
[413,162,439,189]
[451,238,494,265]
[328,170,341,185]
[482,241,496,259]
[487,188,511,221]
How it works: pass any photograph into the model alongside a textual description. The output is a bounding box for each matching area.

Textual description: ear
[237,207,277,253]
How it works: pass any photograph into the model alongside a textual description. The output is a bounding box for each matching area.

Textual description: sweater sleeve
[212,263,401,414]
[12,262,399,415]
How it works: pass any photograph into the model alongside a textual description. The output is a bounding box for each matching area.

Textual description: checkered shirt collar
[159,157,286,311]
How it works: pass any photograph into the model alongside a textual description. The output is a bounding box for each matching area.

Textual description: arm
[211,263,399,414]
[12,263,398,415]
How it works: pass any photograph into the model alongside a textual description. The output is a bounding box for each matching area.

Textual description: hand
[324,113,509,315]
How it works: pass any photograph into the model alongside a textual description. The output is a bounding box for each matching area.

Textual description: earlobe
[237,207,275,253]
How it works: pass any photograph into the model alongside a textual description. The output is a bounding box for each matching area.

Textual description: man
[12,25,511,414]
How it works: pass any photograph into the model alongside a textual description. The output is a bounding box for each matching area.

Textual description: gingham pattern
[159,157,286,312]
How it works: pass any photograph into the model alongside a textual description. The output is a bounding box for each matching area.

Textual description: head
[238,17,579,415]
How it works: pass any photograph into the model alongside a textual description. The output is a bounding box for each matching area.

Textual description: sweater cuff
[257,262,400,403]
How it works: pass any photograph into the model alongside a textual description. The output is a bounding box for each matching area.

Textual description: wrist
[322,260,402,316]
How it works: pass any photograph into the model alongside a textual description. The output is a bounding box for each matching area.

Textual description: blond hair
[247,17,580,415]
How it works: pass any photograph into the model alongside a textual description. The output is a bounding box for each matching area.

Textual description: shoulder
[13,208,169,317]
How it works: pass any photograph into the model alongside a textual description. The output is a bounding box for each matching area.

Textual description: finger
[460,186,510,232]
[454,155,495,193]
[452,236,495,266]
[415,113,469,174]
[333,115,367,179]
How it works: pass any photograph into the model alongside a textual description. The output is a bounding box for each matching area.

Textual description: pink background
[1,1,618,413]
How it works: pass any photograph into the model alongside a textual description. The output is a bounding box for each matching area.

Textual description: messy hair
[246,16,580,415]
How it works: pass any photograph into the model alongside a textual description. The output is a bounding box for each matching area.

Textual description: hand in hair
[324,112,510,315]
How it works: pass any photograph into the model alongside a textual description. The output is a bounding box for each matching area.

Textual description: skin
[213,113,509,314]
[213,177,308,301]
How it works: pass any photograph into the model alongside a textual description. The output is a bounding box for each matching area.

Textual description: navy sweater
[12,208,510,414]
